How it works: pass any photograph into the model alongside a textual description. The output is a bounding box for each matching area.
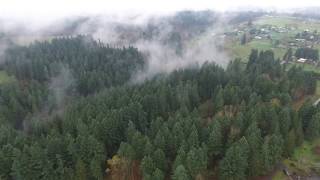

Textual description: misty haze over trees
[1,7,320,180]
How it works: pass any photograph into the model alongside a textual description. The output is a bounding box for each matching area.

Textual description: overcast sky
[1,0,320,20]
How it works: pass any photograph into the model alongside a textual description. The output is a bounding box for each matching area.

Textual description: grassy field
[255,16,320,32]
[255,16,299,27]
[271,139,320,180]
[226,39,286,61]
[0,71,14,84]
[283,139,320,178]
[255,15,320,56]
[269,31,294,40]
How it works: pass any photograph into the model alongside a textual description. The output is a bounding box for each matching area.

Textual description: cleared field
[255,16,320,32]
[0,71,14,84]
[270,139,320,180]
[255,16,299,26]
[281,139,320,178]
[226,39,286,61]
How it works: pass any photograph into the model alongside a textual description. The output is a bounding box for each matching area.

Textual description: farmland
[226,39,286,61]
[225,15,320,62]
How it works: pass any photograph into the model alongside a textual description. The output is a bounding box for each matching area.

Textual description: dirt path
[314,97,320,106]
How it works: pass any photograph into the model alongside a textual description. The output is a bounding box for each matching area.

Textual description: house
[297,58,307,63]
[289,42,296,47]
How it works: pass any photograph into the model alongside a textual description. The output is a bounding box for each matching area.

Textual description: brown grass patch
[313,145,320,156]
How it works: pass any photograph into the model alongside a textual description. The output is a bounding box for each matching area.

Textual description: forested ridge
[0,36,320,180]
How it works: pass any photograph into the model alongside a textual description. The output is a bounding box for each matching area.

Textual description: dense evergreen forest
[0,36,320,180]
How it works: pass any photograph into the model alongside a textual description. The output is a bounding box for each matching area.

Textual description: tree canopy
[0,36,319,180]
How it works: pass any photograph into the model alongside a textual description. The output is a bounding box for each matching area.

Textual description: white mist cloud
[131,34,229,83]
[71,14,229,82]
[1,0,320,21]
[1,0,319,82]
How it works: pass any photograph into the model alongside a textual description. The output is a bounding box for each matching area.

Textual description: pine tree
[152,168,165,180]
[248,49,259,68]
[75,159,87,180]
[295,120,304,146]
[186,146,208,178]
[213,86,224,113]
[90,158,103,180]
[154,131,166,152]
[208,120,223,158]
[279,108,291,138]
[245,122,263,176]
[141,156,155,178]
[173,147,186,171]
[153,149,167,171]
[219,138,249,180]
[131,132,147,159]
[261,134,283,172]
[284,129,296,157]
[283,48,293,62]
[307,112,320,140]
[172,122,185,152]
[118,142,135,160]
[188,125,199,148]
[172,165,190,180]
[241,33,248,45]
[144,139,154,157]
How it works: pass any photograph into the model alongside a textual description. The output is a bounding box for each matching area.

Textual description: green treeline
[295,47,319,61]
